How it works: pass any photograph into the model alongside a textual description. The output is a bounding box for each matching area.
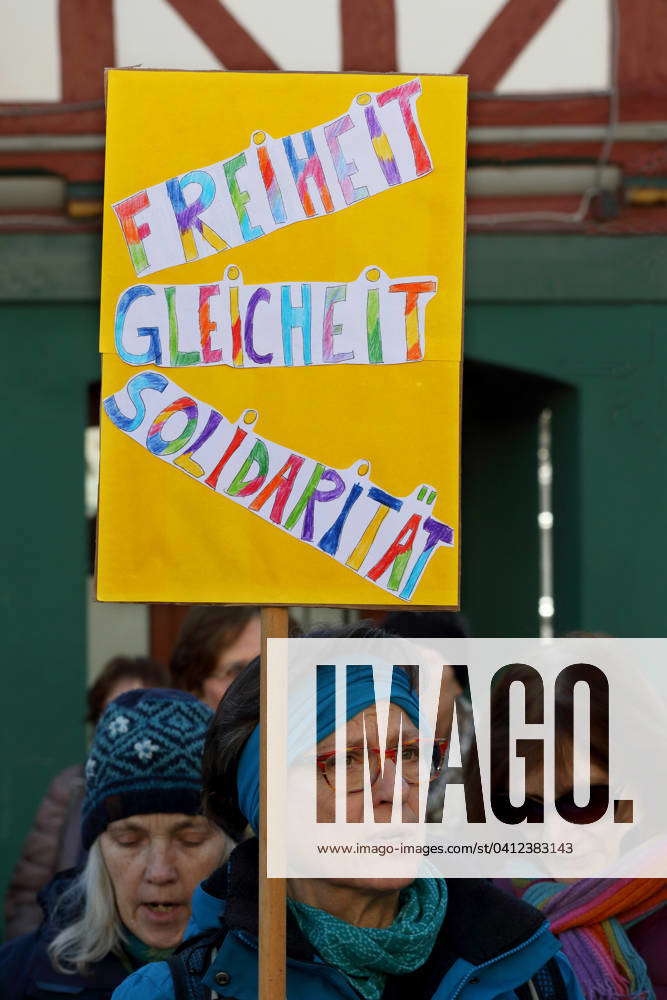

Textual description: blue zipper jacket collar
[188,839,564,1000]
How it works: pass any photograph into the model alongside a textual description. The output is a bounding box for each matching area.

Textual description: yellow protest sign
[98,70,467,607]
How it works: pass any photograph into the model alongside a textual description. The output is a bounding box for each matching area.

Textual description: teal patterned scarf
[288,878,447,1000]
[120,926,176,970]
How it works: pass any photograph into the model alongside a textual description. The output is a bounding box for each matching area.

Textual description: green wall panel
[0,304,100,936]
[464,303,667,637]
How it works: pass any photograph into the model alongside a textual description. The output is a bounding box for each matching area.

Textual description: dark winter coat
[112,838,584,1000]
[0,869,131,1000]
[4,765,85,940]
[620,903,666,1000]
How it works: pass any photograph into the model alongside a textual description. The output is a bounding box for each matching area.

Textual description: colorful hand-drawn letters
[114,266,437,369]
[114,80,432,276]
[105,372,453,601]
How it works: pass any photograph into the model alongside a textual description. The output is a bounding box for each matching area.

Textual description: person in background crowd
[4,656,169,940]
[382,609,470,642]
[85,657,170,728]
[485,664,667,1000]
[112,625,583,1000]
[0,689,229,1000]
[383,610,473,822]
[497,879,667,1000]
[169,607,261,710]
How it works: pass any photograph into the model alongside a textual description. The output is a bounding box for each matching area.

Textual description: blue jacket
[0,870,132,1000]
[112,840,584,1000]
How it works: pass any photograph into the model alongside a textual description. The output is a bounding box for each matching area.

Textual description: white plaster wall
[86,577,150,683]
[0,0,610,103]
[0,0,60,100]
[498,0,609,93]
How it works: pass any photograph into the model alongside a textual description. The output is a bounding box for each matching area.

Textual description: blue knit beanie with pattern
[81,688,213,850]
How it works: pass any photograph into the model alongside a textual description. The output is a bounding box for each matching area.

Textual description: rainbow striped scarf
[513,879,667,1000]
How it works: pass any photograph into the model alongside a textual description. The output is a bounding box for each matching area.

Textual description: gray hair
[48,840,125,975]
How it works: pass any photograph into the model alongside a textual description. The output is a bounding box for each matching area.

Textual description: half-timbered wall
[2,0,667,932]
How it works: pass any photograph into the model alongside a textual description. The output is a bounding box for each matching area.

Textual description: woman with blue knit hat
[0,689,228,1000]
[111,625,584,1000]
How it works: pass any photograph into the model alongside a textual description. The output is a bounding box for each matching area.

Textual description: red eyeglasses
[316,737,450,792]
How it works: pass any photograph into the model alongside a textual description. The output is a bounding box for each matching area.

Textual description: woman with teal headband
[112,625,584,1000]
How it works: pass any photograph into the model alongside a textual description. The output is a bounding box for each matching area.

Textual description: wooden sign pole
[259,606,288,999]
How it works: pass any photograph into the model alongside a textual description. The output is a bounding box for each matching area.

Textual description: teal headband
[237,664,419,833]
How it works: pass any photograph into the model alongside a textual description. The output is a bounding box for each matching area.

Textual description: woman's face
[524,753,632,873]
[200,616,261,710]
[315,701,420,893]
[100,813,227,949]
[525,753,632,822]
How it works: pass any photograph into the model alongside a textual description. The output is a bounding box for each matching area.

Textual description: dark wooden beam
[618,0,667,106]
[457,0,562,93]
[0,104,104,135]
[0,150,105,182]
[59,0,114,102]
[468,141,667,175]
[165,0,278,70]
[341,0,396,71]
[150,605,192,669]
